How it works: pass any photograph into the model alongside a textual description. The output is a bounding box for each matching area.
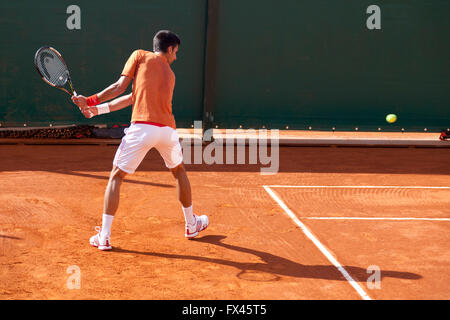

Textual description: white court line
[263,186,372,300]
[266,185,450,221]
[266,185,450,189]
[302,217,450,221]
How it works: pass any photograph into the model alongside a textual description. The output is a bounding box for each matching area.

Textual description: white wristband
[96,103,110,115]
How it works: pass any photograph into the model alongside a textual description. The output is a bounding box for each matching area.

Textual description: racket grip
[73,91,77,96]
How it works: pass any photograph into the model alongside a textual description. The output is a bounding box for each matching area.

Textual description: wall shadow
[53,171,175,188]
[1,145,450,175]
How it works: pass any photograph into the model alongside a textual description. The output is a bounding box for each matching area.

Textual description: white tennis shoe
[185,214,209,239]
[89,226,112,250]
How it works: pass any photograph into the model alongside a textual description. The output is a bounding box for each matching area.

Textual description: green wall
[0,0,206,128]
[1,0,449,131]
[212,0,450,131]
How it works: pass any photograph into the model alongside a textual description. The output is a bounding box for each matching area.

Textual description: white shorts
[113,123,183,174]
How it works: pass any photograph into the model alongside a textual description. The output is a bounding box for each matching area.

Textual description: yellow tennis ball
[386,114,397,123]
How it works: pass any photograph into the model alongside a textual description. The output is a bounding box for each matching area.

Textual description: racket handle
[73,90,77,96]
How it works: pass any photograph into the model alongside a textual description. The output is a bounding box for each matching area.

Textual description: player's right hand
[80,106,98,119]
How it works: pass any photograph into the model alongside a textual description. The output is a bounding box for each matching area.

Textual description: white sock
[182,205,195,225]
[101,214,114,237]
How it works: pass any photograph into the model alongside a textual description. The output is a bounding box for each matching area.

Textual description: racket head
[34,46,75,95]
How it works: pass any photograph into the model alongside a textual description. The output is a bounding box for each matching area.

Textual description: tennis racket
[34,46,77,96]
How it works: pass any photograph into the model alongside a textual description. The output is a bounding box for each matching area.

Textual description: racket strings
[36,48,69,87]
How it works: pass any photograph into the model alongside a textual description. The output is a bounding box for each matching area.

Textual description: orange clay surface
[1,144,449,300]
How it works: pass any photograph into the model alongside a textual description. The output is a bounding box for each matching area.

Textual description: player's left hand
[72,94,88,109]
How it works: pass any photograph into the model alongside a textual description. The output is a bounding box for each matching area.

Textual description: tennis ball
[386,114,397,123]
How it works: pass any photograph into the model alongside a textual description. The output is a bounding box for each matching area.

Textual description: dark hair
[153,30,181,53]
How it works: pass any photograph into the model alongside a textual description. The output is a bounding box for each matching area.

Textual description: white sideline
[302,217,450,221]
[263,186,372,300]
[265,185,450,189]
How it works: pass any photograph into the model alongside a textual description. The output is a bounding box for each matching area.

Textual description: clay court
[1,141,449,300]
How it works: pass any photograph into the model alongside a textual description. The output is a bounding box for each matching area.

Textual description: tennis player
[71,30,208,250]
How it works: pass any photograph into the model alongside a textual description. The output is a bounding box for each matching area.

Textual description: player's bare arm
[71,75,132,108]
[80,93,133,119]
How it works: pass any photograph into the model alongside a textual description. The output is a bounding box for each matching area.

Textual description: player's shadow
[113,235,422,282]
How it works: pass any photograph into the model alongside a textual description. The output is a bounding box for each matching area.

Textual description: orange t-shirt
[121,50,176,129]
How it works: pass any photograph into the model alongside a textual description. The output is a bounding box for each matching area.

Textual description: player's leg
[104,166,128,216]
[170,163,208,239]
[156,127,208,239]
[90,166,127,251]
[90,123,157,250]
[170,163,191,208]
